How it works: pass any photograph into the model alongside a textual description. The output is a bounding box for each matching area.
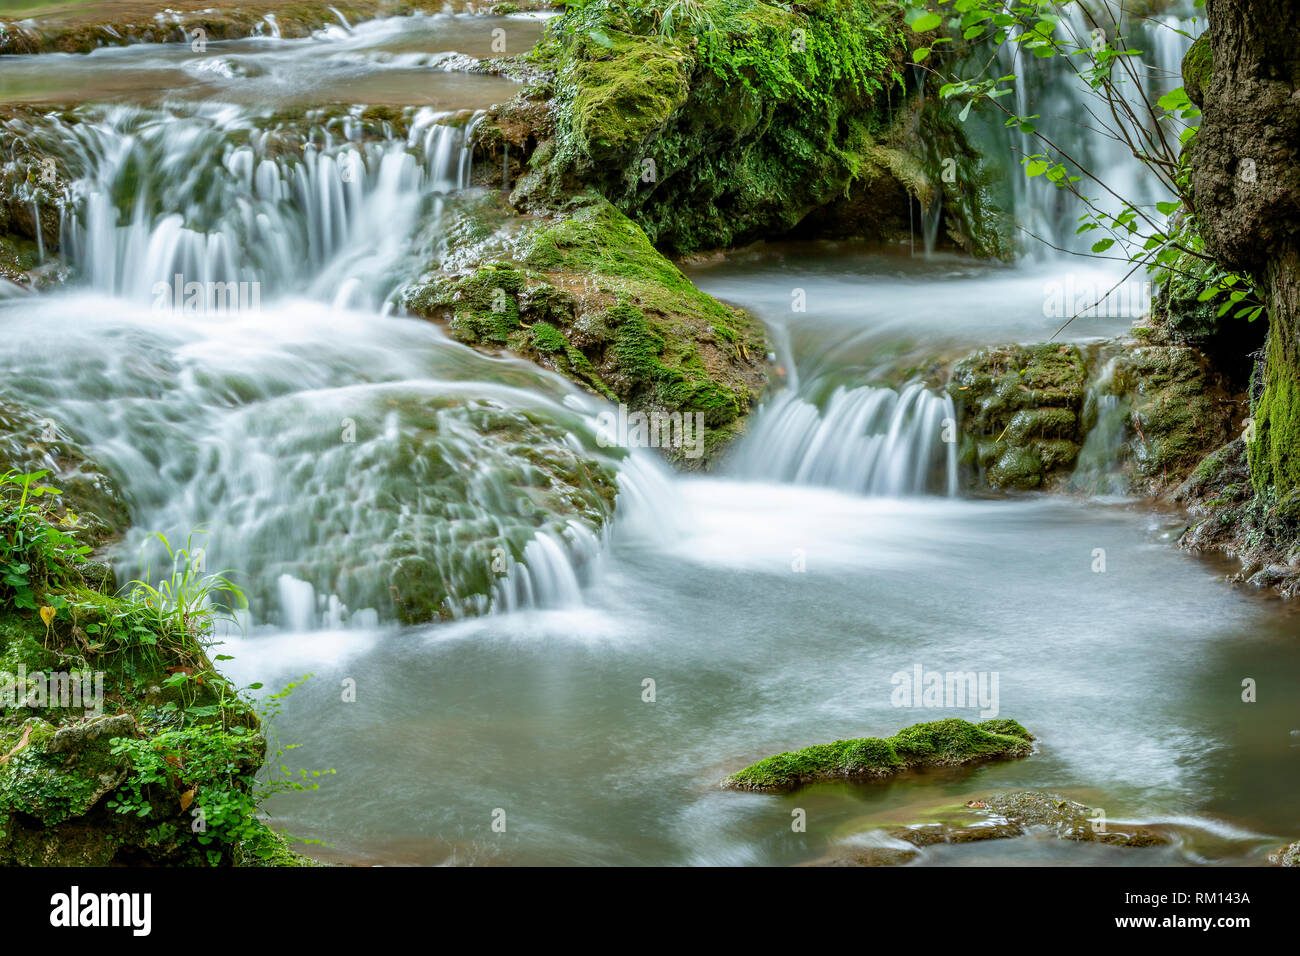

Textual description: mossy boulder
[948,343,1089,490]
[1112,345,1234,493]
[404,194,768,468]
[495,0,1007,256]
[722,717,1034,792]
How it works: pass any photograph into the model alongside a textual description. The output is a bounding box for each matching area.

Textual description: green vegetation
[0,469,322,865]
[513,0,1003,254]
[723,717,1034,791]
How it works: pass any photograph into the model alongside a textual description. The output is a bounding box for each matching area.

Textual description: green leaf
[1091,238,1114,253]
[912,12,942,32]
[912,47,931,63]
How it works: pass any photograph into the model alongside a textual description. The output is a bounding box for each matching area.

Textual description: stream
[1,8,1296,866]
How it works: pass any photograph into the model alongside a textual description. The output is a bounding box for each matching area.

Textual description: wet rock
[0,400,130,549]
[1268,841,1300,867]
[47,714,137,755]
[982,791,1169,847]
[1111,346,1235,494]
[948,343,1089,490]
[722,718,1034,792]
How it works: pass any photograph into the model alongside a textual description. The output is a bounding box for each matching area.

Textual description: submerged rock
[722,717,1034,792]
[828,790,1169,866]
[979,791,1169,847]
[1268,841,1300,867]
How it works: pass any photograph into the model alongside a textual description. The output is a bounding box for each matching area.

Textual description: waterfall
[1070,355,1132,495]
[735,381,958,497]
[985,2,1204,255]
[52,103,476,309]
[0,102,635,628]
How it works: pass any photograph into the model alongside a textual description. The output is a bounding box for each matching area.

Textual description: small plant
[0,469,88,611]
[106,675,333,865]
[651,0,719,38]
[124,531,248,665]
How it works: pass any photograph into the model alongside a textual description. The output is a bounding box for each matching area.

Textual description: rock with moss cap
[484,0,1008,257]
[404,193,768,468]
[722,717,1034,792]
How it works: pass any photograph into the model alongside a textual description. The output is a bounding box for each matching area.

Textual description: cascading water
[0,100,650,627]
[735,381,958,496]
[982,1,1204,256]
[48,102,475,310]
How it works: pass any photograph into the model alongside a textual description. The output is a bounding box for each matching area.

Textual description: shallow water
[0,14,545,106]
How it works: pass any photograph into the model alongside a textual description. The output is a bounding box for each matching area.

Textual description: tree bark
[1187,0,1300,493]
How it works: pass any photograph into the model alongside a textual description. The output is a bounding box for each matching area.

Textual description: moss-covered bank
[722,717,1033,792]
[0,425,314,865]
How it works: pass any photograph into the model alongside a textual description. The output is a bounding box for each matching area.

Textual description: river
[0,7,1294,866]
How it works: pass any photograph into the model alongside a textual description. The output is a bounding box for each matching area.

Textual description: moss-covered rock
[0,431,313,866]
[1112,345,1234,493]
[404,193,768,467]
[484,0,1007,257]
[948,343,1089,490]
[722,717,1034,792]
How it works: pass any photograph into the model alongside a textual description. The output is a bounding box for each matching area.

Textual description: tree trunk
[1187,0,1300,494]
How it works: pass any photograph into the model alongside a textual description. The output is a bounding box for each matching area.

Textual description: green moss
[1250,330,1300,495]
[405,196,768,467]
[1182,31,1213,108]
[522,0,917,253]
[723,717,1034,792]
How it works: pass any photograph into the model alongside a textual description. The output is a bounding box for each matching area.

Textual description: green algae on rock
[947,343,1089,490]
[404,194,769,468]
[722,717,1034,792]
